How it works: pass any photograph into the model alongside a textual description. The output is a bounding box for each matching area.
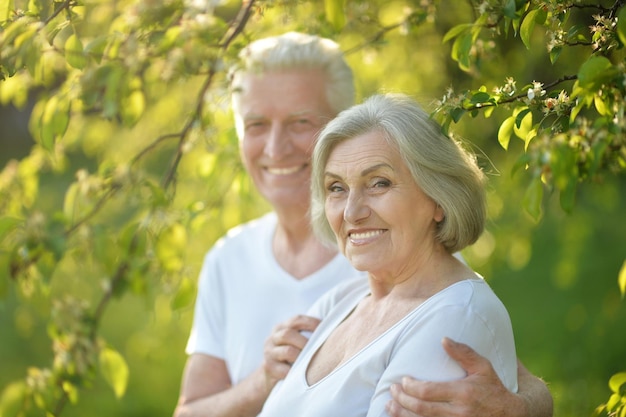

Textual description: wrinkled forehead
[234,70,334,117]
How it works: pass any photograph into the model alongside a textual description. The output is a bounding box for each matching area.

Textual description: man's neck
[272,211,338,280]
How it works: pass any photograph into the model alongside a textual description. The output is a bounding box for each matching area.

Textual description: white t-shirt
[258,277,518,417]
[185,212,364,384]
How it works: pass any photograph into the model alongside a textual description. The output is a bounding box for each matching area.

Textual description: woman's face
[323,130,444,280]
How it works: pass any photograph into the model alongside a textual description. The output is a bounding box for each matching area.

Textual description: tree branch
[160,0,255,190]
[43,0,74,26]
[343,21,404,55]
[64,185,122,237]
[464,74,578,111]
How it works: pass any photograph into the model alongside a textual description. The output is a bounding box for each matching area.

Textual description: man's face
[236,68,337,211]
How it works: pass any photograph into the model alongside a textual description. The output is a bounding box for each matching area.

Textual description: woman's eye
[373,179,391,188]
[326,183,344,193]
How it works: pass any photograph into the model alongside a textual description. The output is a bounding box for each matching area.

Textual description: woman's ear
[434,203,445,223]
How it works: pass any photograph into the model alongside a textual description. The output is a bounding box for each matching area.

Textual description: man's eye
[245,121,267,131]
[289,119,315,133]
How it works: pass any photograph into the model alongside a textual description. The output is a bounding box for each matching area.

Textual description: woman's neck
[367,248,470,301]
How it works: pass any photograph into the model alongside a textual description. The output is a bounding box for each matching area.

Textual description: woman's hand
[262,315,321,388]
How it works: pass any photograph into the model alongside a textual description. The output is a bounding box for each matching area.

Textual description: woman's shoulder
[306,275,368,319]
[426,276,509,316]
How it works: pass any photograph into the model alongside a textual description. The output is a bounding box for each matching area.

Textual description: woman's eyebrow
[361,163,392,176]
[324,163,392,179]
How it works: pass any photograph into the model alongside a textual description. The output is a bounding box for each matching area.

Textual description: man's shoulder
[213,212,276,251]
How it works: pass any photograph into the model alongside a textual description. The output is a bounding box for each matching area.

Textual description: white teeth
[267,166,301,175]
[350,230,384,240]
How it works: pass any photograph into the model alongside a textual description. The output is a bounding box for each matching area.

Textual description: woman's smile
[348,229,387,245]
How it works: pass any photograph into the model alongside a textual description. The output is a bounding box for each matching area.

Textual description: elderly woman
[257,93,518,417]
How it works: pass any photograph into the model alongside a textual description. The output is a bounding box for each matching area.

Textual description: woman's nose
[343,189,370,223]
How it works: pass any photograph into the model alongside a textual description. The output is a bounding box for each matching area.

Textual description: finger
[271,343,303,365]
[273,326,310,351]
[441,337,492,375]
[388,381,454,417]
[386,398,421,417]
[284,315,321,333]
[389,382,422,414]
[265,359,292,380]
[399,376,452,403]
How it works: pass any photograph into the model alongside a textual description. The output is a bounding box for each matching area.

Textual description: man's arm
[386,338,553,417]
[173,354,270,417]
[173,315,321,417]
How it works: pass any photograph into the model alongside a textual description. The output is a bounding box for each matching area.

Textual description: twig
[43,0,73,26]
[64,185,122,237]
[343,22,404,55]
[160,0,255,189]
[464,74,578,110]
[130,133,182,167]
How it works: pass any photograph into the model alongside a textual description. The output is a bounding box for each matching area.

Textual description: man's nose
[264,123,292,159]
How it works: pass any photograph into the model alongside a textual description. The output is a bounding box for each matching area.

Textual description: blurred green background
[1,0,625,416]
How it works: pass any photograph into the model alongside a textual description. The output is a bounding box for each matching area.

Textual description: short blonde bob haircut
[310,93,486,254]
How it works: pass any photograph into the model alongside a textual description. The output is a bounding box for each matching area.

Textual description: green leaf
[523,176,543,221]
[470,91,491,104]
[324,0,345,30]
[451,33,472,71]
[0,381,26,417]
[618,261,626,299]
[617,7,626,46]
[559,177,576,213]
[609,372,626,394]
[589,138,609,176]
[498,116,515,150]
[120,89,145,127]
[84,35,109,64]
[62,381,79,404]
[65,33,87,69]
[549,46,562,64]
[514,108,532,140]
[27,0,40,14]
[524,127,537,151]
[0,0,14,22]
[156,223,188,272]
[514,108,531,128]
[578,56,615,89]
[520,9,538,49]
[63,182,79,221]
[594,94,610,116]
[40,95,70,150]
[607,393,621,411]
[443,23,473,43]
[99,347,129,399]
[503,0,517,19]
[0,216,21,238]
[450,107,465,123]
[171,277,196,310]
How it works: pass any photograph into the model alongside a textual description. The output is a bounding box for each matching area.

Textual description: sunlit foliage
[1,0,624,416]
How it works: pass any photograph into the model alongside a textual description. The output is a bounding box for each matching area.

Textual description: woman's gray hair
[311,93,486,253]
[230,32,355,136]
